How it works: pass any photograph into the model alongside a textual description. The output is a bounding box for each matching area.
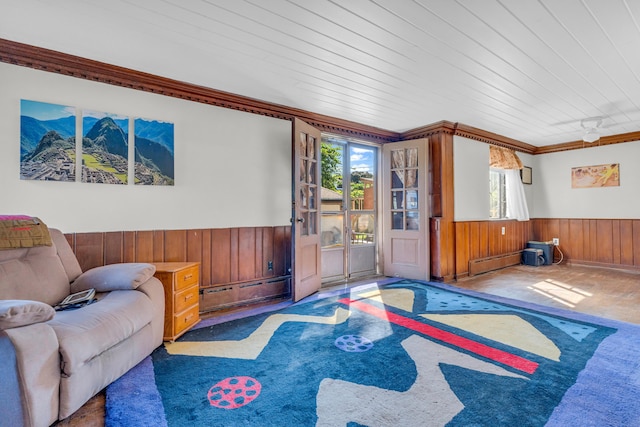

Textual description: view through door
[320,135,378,284]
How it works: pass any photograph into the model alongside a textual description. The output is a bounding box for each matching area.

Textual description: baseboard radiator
[468,251,523,276]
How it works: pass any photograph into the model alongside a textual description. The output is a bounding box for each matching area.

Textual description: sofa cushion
[48,290,154,376]
[70,263,156,293]
[0,300,55,330]
[49,229,83,283]
[0,244,71,305]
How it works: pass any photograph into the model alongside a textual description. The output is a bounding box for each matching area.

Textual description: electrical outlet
[501,226,505,235]
[552,238,559,246]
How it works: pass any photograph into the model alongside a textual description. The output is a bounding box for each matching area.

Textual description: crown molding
[534,130,640,154]
[453,123,537,154]
[2,38,638,152]
[0,38,399,143]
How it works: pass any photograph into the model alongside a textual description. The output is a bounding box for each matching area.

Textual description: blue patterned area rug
[106,279,640,426]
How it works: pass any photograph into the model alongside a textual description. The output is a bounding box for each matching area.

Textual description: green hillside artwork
[20,99,77,182]
[82,110,129,185]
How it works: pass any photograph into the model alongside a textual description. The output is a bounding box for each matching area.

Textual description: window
[489,168,507,219]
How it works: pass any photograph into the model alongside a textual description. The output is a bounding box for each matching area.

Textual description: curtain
[490,145,530,221]
[490,145,523,169]
[504,169,530,221]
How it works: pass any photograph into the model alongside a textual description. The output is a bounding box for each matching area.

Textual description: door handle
[296,217,305,223]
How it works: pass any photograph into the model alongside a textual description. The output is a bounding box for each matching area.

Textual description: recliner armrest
[70,263,157,293]
[0,300,55,330]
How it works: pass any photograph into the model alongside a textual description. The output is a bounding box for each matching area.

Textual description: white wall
[532,141,640,219]
[453,136,534,221]
[0,62,292,233]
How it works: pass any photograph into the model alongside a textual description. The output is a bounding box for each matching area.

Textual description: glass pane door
[348,144,376,277]
[320,137,378,283]
[320,141,345,281]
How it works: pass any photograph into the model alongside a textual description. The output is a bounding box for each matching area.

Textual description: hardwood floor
[55,263,639,425]
[454,263,640,324]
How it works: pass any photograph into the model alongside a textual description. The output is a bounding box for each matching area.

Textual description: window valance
[490,145,523,170]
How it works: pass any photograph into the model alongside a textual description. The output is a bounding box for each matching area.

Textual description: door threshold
[321,274,386,290]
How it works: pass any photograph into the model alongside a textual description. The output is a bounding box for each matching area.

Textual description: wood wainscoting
[64,226,292,312]
[531,218,640,270]
[453,220,532,279]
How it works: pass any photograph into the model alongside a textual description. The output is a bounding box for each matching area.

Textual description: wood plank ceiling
[2,0,640,147]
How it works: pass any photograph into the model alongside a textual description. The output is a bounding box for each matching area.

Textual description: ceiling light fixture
[580,117,603,143]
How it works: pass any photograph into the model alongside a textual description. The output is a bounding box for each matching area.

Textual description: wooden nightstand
[153,262,201,341]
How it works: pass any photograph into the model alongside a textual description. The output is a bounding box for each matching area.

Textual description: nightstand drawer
[173,304,199,336]
[175,265,199,291]
[175,284,199,314]
[154,262,201,341]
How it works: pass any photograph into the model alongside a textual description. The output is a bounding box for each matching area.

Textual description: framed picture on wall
[521,166,532,184]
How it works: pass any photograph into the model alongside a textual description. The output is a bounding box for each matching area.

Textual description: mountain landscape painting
[82,110,129,184]
[134,118,174,185]
[20,99,77,181]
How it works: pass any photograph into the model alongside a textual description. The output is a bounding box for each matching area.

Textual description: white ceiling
[3,0,640,146]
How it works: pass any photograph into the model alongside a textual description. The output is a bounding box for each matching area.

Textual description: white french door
[381,138,429,280]
[292,118,322,302]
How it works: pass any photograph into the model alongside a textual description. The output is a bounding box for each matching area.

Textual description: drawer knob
[185,313,194,321]
[183,274,193,280]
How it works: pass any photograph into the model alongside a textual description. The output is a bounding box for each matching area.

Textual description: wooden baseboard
[468,251,523,276]
[565,260,640,273]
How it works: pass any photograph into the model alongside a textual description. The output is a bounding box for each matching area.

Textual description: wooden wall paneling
[254,227,264,279]
[589,220,598,262]
[186,229,203,266]
[201,229,212,288]
[229,228,239,282]
[612,220,621,265]
[212,228,232,285]
[532,218,639,270]
[64,226,293,291]
[429,219,443,279]
[596,220,613,264]
[74,232,104,272]
[261,227,274,278]
[104,231,124,265]
[455,222,470,276]
[548,219,557,241]
[429,136,443,217]
[272,226,286,277]
[469,222,481,261]
[488,223,500,257]
[164,230,187,262]
[134,231,153,263]
[558,219,570,260]
[285,226,292,275]
[238,228,256,282]
[633,220,640,266]
[568,220,583,262]
[443,219,456,280]
[581,220,591,263]
[478,222,489,259]
[153,230,165,262]
[122,231,135,263]
[620,220,634,266]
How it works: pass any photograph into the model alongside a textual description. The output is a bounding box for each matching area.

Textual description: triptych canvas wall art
[20,99,174,186]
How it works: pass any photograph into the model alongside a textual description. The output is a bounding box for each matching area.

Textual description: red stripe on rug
[338,298,538,374]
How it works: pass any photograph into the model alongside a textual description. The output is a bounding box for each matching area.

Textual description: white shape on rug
[421,313,561,361]
[316,334,527,427]
[165,308,351,360]
[357,289,415,312]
